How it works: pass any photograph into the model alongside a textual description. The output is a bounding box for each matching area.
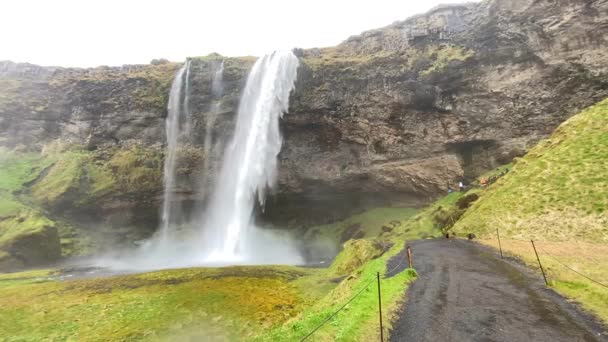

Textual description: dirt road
[389,239,607,342]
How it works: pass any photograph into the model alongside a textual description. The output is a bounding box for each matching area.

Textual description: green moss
[453,98,608,242]
[394,192,464,239]
[304,207,418,245]
[23,143,163,208]
[56,221,96,257]
[107,144,163,195]
[419,45,473,76]
[0,195,25,217]
[83,161,115,199]
[329,239,384,276]
[30,152,86,206]
[0,210,55,246]
[256,239,417,341]
[0,148,53,192]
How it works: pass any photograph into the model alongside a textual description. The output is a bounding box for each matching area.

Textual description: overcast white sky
[2,0,471,67]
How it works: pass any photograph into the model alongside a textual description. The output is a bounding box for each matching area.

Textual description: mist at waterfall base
[94,52,304,271]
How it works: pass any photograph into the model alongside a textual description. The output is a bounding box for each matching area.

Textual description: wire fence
[300,278,376,341]
[536,245,608,289]
[301,234,606,341]
[492,231,608,290]
[300,244,413,341]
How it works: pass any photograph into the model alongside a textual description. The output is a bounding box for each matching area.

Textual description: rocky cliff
[0,0,607,266]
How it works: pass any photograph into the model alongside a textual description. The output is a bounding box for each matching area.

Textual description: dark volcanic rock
[0,0,607,224]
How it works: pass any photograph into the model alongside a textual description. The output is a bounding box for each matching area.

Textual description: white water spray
[94,52,302,271]
[200,60,225,196]
[201,51,300,263]
[159,64,188,242]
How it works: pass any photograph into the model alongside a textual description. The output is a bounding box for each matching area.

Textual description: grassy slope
[454,98,608,242]
[304,207,419,243]
[0,150,57,249]
[453,98,608,323]
[0,203,443,341]
[479,239,608,322]
[0,143,165,259]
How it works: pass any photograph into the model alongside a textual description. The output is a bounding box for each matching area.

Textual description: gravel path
[389,239,607,342]
[386,242,409,278]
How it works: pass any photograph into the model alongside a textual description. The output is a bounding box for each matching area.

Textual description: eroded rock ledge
[0,0,607,241]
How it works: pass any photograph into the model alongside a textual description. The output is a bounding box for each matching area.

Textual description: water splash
[201,51,300,263]
[93,52,303,271]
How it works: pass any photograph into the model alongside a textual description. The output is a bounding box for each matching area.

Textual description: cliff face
[284,0,608,198]
[0,0,607,240]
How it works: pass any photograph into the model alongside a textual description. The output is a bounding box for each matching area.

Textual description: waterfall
[201,51,299,262]
[159,63,188,241]
[183,60,192,134]
[95,52,303,271]
[200,60,225,196]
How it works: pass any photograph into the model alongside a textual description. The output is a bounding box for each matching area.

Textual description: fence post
[496,228,503,259]
[377,272,384,342]
[407,246,413,269]
[531,240,548,286]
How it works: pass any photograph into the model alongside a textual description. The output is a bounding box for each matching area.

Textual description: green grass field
[0,204,431,341]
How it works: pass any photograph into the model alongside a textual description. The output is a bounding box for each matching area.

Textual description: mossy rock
[0,212,61,271]
[433,205,466,233]
[329,239,385,275]
[455,192,480,209]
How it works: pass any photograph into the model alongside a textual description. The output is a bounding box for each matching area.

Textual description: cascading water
[159,63,188,242]
[183,60,193,134]
[94,52,303,270]
[201,51,300,263]
[200,60,225,196]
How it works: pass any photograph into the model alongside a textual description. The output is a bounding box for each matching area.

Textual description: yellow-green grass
[0,149,54,193]
[0,149,58,251]
[398,192,465,239]
[454,98,608,242]
[255,237,417,341]
[0,266,335,342]
[0,143,165,258]
[304,207,419,244]
[419,44,474,76]
[0,195,24,217]
[0,202,430,342]
[0,211,55,246]
[478,239,608,323]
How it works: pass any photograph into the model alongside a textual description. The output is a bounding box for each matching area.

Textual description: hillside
[450,98,608,323]
[453,98,608,242]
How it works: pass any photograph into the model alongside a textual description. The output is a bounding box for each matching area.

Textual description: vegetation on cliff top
[301,43,473,77]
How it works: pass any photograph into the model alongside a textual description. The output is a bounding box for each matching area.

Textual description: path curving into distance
[389,239,607,342]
